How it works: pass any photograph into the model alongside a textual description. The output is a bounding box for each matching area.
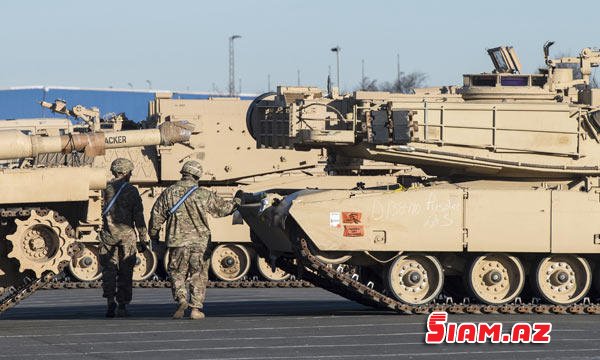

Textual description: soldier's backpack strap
[102,182,129,217]
[169,185,199,215]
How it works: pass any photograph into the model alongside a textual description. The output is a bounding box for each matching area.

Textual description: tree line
[356,71,428,93]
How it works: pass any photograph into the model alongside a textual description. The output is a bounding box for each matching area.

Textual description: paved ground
[0,287,599,359]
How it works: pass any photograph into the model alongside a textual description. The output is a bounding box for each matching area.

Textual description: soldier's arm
[148,190,169,239]
[205,190,237,218]
[131,187,147,241]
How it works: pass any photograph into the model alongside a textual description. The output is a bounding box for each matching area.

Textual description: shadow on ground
[0,299,392,320]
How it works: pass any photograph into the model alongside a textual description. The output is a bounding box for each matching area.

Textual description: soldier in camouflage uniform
[100,158,149,318]
[149,160,238,320]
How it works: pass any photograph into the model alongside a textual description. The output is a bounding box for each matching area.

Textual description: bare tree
[357,75,379,91]
[379,71,428,93]
[354,71,427,93]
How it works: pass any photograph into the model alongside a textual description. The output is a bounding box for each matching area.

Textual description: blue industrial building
[0,86,255,122]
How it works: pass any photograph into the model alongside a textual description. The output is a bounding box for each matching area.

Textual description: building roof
[0,86,256,122]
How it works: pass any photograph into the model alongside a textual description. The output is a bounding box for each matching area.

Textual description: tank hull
[246,181,600,254]
[239,180,600,307]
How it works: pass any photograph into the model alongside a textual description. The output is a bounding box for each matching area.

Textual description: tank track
[4,214,600,315]
[276,236,600,315]
[40,278,313,290]
[0,261,68,314]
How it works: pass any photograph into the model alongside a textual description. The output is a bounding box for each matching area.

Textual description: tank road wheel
[467,253,525,305]
[69,244,102,281]
[210,244,251,281]
[133,248,158,281]
[255,254,291,281]
[387,254,444,305]
[534,255,591,305]
[6,210,75,277]
[307,242,351,265]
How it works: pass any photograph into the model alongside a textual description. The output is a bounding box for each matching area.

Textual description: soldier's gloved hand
[138,234,149,252]
[149,233,160,250]
[233,197,242,208]
[233,190,244,206]
[149,233,159,243]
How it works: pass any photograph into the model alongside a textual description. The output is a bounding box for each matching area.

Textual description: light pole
[229,35,242,96]
[330,46,341,89]
[397,53,401,83]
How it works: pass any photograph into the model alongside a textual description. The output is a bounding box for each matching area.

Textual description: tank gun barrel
[0,121,193,160]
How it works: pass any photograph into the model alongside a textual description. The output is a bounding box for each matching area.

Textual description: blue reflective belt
[102,182,128,217]
[169,185,199,215]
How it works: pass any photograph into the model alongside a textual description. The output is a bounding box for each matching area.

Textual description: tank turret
[247,45,600,179]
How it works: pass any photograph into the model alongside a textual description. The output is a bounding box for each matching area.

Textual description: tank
[0,116,192,312]
[1,99,402,286]
[238,44,600,313]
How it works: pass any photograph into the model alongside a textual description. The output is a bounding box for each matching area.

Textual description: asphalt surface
[0,287,599,360]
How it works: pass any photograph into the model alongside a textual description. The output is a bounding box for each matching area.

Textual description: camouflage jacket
[101,178,147,245]
[148,177,236,248]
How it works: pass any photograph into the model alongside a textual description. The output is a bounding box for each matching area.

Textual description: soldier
[100,158,149,318]
[149,160,238,320]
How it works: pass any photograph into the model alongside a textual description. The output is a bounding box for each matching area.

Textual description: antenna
[361,59,365,82]
[229,35,242,96]
[267,74,271,92]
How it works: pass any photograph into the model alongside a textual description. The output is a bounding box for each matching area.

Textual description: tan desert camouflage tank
[0,117,191,313]
[239,43,600,313]
[1,98,403,286]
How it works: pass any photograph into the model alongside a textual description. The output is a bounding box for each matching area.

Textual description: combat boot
[116,304,129,317]
[190,308,205,320]
[172,301,188,319]
[106,299,117,318]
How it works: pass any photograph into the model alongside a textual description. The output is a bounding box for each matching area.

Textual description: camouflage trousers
[168,246,210,309]
[99,242,137,304]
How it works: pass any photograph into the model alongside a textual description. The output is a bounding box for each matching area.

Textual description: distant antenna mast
[297,69,301,86]
[229,35,241,96]
[396,53,401,83]
[331,46,341,89]
[267,74,271,92]
[361,59,365,82]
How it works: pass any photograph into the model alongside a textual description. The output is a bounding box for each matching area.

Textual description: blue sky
[1,0,599,93]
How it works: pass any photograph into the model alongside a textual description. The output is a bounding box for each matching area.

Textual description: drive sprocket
[6,210,75,277]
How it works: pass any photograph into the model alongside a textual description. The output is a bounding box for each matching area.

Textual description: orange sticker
[343,224,365,237]
[342,212,362,224]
